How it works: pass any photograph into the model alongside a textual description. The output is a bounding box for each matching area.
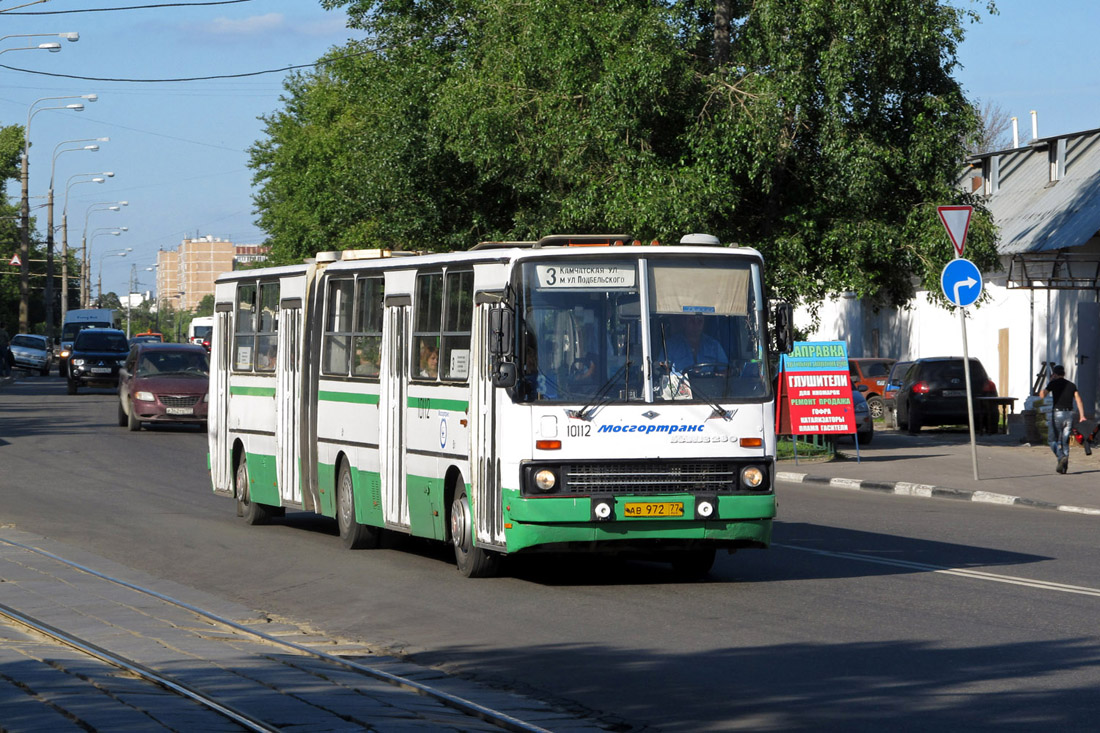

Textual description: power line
[0,0,254,15]
[0,47,373,83]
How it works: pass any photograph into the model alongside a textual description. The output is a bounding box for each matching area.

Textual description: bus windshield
[517,255,769,404]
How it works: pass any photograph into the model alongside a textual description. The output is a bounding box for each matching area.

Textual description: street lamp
[0,42,61,54]
[46,137,107,335]
[62,176,111,312]
[19,95,91,333]
[81,199,127,307]
[0,32,79,44]
[96,247,130,307]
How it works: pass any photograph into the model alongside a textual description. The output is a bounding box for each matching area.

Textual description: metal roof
[971,130,1100,256]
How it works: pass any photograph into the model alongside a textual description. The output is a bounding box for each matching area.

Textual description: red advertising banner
[776,341,856,436]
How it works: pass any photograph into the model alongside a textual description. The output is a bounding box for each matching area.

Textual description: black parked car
[894,357,997,434]
[67,328,130,395]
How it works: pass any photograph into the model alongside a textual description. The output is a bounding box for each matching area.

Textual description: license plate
[90,367,112,374]
[166,407,194,415]
[943,389,965,396]
[623,501,684,518]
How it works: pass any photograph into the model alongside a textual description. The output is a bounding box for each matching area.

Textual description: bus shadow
[275,516,1051,588]
[504,521,1051,587]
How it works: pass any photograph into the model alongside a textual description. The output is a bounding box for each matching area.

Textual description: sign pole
[938,205,979,480]
[959,306,979,480]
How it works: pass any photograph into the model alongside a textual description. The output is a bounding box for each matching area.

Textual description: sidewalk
[778,426,1100,516]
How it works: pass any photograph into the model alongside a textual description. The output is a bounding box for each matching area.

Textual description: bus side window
[255,282,280,372]
[353,276,383,378]
[323,279,354,376]
[441,269,472,381]
[413,272,443,381]
[234,283,257,371]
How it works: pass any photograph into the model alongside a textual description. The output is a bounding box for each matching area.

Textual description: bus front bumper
[500,491,775,554]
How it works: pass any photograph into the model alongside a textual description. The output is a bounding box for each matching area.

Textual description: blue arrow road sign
[941,258,982,307]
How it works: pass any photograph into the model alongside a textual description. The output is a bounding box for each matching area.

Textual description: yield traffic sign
[941,258,982,308]
[938,205,973,258]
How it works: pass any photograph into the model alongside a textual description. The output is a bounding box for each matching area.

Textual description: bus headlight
[533,469,557,492]
[740,466,765,490]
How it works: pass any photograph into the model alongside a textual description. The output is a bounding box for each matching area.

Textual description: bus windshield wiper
[568,361,631,421]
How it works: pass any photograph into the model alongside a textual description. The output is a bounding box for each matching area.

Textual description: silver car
[10,334,53,376]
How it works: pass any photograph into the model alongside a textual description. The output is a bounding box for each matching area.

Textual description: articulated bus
[208,234,791,577]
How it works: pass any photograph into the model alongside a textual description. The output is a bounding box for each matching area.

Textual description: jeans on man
[1048,409,1075,459]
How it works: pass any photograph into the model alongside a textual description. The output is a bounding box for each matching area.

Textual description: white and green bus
[208,234,790,577]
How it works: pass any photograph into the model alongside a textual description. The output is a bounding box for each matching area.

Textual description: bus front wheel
[450,487,499,578]
[236,456,275,526]
[337,460,380,550]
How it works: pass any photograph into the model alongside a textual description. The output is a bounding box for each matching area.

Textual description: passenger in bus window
[419,345,438,378]
[257,341,278,370]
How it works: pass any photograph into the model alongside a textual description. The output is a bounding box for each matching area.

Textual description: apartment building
[156,236,268,312]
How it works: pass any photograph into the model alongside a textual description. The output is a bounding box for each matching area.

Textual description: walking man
[1040,364,1088,474]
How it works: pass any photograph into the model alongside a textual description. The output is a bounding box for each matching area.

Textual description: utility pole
[19,151,30,332]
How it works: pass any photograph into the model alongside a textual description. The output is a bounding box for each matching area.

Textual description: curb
[776,471,1100,517]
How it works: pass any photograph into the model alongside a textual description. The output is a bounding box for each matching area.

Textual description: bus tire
[670,547,716,579]
[236,455,275,526]
[450,487,499,578]
[337,460,380,550]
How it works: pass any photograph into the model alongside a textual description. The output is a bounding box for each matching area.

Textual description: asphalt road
[2,374,1099,731]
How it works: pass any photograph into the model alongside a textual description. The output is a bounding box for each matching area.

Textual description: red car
[117,342,209,431]
[848,357,896,420]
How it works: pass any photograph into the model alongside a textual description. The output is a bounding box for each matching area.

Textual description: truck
[188,316,214,351]
[59,309,117,377]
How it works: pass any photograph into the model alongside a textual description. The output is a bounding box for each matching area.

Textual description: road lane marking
[776,543,1100,597]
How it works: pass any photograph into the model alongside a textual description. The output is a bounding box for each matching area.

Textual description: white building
[801,125,1100,414]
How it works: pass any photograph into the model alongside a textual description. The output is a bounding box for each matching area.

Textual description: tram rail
[0,535,561,733]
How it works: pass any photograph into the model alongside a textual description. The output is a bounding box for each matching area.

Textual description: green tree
[258,0,998,308]
[196,294,215,317]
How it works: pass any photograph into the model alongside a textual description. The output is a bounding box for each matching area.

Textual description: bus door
[210,306,233,494]
[276,301,303,505]
[470,302,504,548]
[380,299,411,529]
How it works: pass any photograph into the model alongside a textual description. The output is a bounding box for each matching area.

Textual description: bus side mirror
[488,307,514,358]
[771,302,793,354]
[488,306,517,388]
[492,360,517,388]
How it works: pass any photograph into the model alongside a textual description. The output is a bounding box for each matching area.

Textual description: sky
[1,0,1097,301]
[953,0,1100,144]
[1,0,362,300]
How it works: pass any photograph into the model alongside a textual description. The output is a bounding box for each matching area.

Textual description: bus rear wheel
[450,487,499,578]
[337,460,380,550]
[236,455,275,526]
